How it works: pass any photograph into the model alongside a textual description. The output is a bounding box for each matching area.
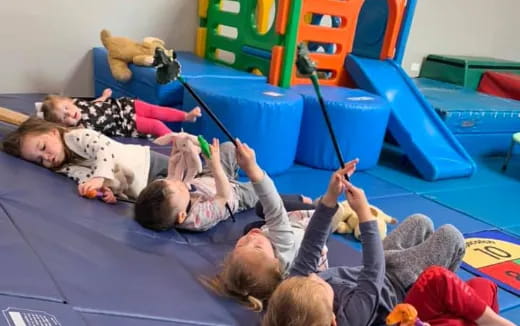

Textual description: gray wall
[0,0,197,95]
[403,0,520,76]
[0,0,517,94]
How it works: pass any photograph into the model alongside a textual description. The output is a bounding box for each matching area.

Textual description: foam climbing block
[415,78,520,134]
[292,85,390,170]
[93,47,265,106]
[182,78,304,175]
[0,295,87,326]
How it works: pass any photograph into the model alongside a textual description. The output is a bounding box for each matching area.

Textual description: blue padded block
[455,133,520,156]
[352,0,388,59]
[292,85,390,171]
[369,194,495,234]
[93,47,265,106]
[456,269,520,312]
[415,78,520,134]
[182,78,304,175]
[368,151,520,195]
[0,295,87,326]
[0,204,63,302]
[424,183,520,229]
[271,165,410,200]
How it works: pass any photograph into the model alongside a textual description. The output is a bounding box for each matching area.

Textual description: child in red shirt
[404,266,515,326]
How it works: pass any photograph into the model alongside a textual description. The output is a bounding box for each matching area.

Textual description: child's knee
[408,213,434,230]
[438,224,465,249]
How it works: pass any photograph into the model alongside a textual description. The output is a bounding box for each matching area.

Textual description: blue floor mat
[424,183,520,228]
[272,164,411,200]
[0,295,86,326]
[501,306,520,324]
[0,203,63,303]
[506,226,520,237]
[368,149,520,194]
[369,194,495,234]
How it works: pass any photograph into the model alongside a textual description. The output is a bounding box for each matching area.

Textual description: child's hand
[205,138,222,170]
[344,182,372,222]
[78,177,105,197]
[236,139,263,182]
[185,107,201,122]
[101,186,117,204]
[321,159,359,207]
[102,88,112,98]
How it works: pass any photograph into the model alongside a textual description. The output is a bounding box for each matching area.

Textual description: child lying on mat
[202,142,358,311]
[401,265,515,326]
[134,138,259,232]
[2,117,171,202]
[263,167,467,325]
[39,88,201,138]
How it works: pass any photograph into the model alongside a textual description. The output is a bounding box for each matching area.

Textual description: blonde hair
[40,95,67,123]
[262,277,334,326]
[1,117,80,168]
[201,252,283,312]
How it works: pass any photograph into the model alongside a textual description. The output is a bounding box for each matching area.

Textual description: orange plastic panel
[275,0,290,35]
[291,0,364,86]
[380,0,406,59]
[269,46,284,86]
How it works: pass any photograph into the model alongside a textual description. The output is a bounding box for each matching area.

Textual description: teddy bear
[153,131,203,183]
[332,200,397,240]
[100,29,173,82]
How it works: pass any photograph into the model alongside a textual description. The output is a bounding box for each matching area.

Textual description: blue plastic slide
[346,55,476,180]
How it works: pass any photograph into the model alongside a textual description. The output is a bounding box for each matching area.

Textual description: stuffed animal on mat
[386,303,428,326]
[85,163,136,200]
[332,200,397,240]
[153,132,203,183]
[100,29,174,82]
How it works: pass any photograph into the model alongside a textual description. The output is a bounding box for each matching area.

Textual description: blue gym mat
[0,203,63,302]
[368,148,520,194]
[0,295,86,326]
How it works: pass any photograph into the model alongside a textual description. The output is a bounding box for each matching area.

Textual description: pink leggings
[134,100,187,137]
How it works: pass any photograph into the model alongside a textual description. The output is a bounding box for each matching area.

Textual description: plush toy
[386,303,428,326]
[332,200,397,240]
[153,131,203,183]
[100,29,173,82]
[84,164,136,200]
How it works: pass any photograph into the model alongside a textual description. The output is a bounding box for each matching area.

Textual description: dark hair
[134,179,178,231]
[40,95,65,123]
[1,117,79,167]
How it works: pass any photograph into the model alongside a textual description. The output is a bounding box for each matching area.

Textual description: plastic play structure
[94,0,476,180]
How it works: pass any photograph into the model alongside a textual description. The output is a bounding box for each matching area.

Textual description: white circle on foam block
[263,91,284,97]
[346,96,374,101]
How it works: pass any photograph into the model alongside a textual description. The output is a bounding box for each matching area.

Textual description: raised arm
[235,139,294,260]
[290,161,358,276]
[205,138,232,207]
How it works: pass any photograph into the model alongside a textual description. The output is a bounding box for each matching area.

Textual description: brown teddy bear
[100,29,172,82]
[332,200,397,240]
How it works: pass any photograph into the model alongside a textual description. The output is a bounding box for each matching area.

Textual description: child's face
[53,98,81,126]
[164,179,190,221]
[20,129,65,168]
[234,228,276,260]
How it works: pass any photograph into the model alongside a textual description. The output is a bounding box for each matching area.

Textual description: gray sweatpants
[384,214,466,291]
[200,141,258,211]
